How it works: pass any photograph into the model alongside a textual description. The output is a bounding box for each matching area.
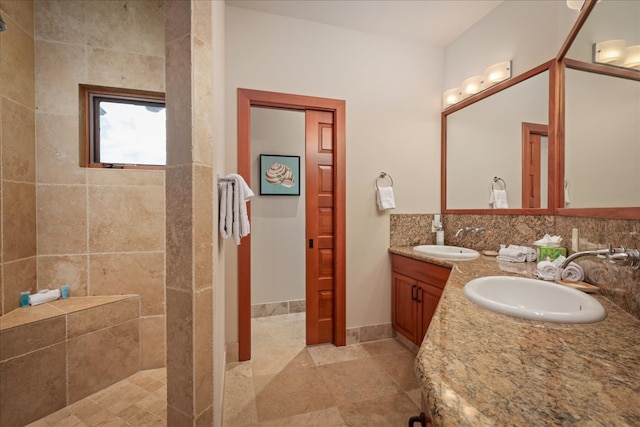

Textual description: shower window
[80,85,166,168]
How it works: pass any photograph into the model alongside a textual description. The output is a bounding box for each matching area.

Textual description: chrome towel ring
[376,172,393,189]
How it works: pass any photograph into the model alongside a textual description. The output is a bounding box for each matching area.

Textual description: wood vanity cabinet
[392,254,451,346]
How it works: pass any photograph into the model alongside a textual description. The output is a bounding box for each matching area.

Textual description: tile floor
[28,313,421,426]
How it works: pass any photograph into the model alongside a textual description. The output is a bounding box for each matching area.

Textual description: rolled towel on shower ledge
[29,289,61,306]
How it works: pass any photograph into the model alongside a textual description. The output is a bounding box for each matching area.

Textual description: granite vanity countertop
[389,246,640,427]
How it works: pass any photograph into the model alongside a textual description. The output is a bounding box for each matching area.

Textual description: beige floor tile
[361,338,411,356]
[373,349,421,391]
[307,343,370,366]
[223,362,259,425]
[253,366,335,421]
[318,357,401,404]
[338,392,420,426]
[258,407,347,427]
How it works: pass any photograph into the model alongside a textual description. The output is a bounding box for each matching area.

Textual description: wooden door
[237,88,346,361]
[305,110,335,345]
[392,272,419,344]
[522,122,548,208]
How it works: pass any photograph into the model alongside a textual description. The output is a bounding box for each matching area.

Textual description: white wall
[224,6,443,340]
[250,108,306,304]
[444,1,579,88]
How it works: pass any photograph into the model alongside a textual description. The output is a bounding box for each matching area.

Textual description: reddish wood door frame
[237,88,346,361]
[522,122,548,209]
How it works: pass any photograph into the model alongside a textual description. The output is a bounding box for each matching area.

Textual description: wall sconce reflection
[593,39,640,70]
[442,60,511,110]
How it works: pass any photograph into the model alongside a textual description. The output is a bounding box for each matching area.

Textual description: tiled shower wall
[390,214,640,320]
[1,0,166,369]
[0,0,37,317]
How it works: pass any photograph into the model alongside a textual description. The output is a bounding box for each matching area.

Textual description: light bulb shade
[623,45,640,69]
[461,76,482,98]
[442,87,460,109]
[566,0,585,10]
[482,60,511,88]
[593,39,627,66]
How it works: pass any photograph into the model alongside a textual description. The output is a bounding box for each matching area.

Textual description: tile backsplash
[390,214,640,320]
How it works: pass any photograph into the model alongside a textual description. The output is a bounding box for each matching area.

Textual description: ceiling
[225,0,504,48]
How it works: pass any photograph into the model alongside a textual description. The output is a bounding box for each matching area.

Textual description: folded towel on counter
[376,186,396,211]
[29,289,61,306]
[490,189,509,209]
[496,245,528,262]
[534,256,584,281]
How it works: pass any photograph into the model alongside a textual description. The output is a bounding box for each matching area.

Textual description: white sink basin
[464,276,606,323]
[413,245,480,260]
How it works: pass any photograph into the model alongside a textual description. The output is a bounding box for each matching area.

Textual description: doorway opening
[237,89,346,361]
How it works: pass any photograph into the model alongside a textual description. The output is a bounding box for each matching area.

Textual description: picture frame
[259,154,301,196]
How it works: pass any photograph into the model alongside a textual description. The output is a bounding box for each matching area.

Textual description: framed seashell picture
[259,154,301,196]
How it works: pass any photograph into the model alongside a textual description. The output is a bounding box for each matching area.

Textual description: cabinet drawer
[391,254,451,288]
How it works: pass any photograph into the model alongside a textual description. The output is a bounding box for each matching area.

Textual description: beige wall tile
[37,185,87,255]
[1,0,35,35]
[165,36,192,166]
[0,342,66,427]
[67,297,140,339]
[194,165,212,290]
[192,38,214,166]
[166,287,194,416]
[195,287,213,414]
[87,168,165,187]
[67,319,140,404]
[196,406,214,427]
[37,255,88,296]
[35,41,86,115]
[35,0,86,44]
[140,315,166,369]
[1,98,35,182]
[87,48,164,92]
[0,315,66,361]
[89,252,164,316]
[88,185,164,252]
[85,0,164,57]
[166,165,193,291]
[36,112,86,185]
[0,13,35,109]
[3,181,36,262]
[167,406,193,426]
[164,0,190,44]
[2,257,37,315]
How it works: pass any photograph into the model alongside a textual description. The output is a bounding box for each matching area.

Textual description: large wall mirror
[442,61,555,214]
[558,0,640,218]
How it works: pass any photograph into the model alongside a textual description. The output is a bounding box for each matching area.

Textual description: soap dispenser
[434,214,445,246]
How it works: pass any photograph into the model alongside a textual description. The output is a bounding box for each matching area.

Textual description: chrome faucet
[455,226,485,238]
[556,244,640,280]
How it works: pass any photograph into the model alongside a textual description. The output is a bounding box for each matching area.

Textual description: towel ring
[490,176,506,191]
[376,172,393,189]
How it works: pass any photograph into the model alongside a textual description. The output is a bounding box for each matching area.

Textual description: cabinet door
[418,282,443,344]
[392,272,419,344]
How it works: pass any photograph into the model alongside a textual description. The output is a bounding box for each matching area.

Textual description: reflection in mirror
[559,0,640,215]
[445,70,549,210]
[564,68,640,208]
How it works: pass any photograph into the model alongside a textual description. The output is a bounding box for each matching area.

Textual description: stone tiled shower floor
[29,313,421,426]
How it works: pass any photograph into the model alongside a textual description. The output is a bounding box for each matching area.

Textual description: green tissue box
[537,246,567,261]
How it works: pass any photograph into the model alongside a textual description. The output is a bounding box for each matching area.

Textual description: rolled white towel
[535,260,557,280]
[29,289,61,306]
[561,262,584,281]
[496,245,527,263]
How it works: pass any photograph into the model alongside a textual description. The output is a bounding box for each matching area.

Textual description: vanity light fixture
[593,39,627,66]
[482,60,512,89]
[566,0,585,11]
[461,76,483,99]
[623,45,640,69]
[442,87,461,108]
[442,60,512,110]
